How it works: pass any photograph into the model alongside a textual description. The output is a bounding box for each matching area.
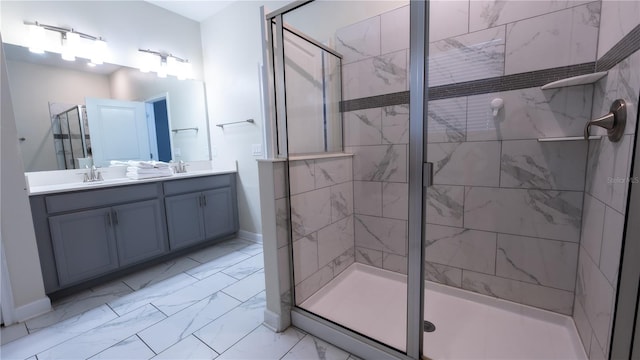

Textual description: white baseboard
[263,308,290,332]
[14,296,51,323]
[238,230,263,244]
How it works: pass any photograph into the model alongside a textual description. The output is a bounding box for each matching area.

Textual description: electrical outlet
[251,143,263,156]
[174,148,181,156]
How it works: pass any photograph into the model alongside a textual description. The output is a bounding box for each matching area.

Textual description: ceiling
[145,0,235,22]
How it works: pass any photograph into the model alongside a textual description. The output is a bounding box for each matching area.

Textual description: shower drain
[424,320,436,332]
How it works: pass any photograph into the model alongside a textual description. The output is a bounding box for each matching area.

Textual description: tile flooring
[0,238,357,360]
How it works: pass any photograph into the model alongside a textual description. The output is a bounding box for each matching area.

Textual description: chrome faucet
[174,160,187,173]
[84,165,103,182]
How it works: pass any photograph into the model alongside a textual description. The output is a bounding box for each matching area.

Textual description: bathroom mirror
[3,42,211,171]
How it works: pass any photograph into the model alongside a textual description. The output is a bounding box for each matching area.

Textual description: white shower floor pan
[301,263,586,359]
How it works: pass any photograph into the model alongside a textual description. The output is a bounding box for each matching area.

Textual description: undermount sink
[79,178,130,186]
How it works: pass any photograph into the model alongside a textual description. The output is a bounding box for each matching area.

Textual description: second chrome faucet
[84,165,103,182]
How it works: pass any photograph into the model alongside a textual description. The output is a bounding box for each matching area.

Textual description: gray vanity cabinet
[164,192,207,249]
[46,192,167,287]
[112,199,167,266]
[31,173,238,295]
[202,188,235,239]
[49,208,119,286]
[164,174,238,250]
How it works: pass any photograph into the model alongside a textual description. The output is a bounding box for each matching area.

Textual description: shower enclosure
[262,1,640,359]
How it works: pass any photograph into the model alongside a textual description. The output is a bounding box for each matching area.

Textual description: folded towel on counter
[125,170,173,180]
[132,160,170,169]
[126,166,174,175]
[110,160,170,169]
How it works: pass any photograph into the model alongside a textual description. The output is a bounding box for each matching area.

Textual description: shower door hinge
[423,162,433,187]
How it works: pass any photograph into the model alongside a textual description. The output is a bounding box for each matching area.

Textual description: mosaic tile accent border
[596,24,640,72]
[341,24,640,112]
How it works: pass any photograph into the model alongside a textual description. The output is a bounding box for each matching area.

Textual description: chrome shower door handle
[584,99,626,142]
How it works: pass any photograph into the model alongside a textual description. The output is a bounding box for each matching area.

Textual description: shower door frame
[265,1,429,359]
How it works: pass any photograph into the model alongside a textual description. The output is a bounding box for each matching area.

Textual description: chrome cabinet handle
[107,212,112,227]
[112,211,118,225]
[584,99,626,142]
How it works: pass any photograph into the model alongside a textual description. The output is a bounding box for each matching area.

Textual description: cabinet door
[49,208,118,286]
[165,192,205,250]
[113,199,168,266]
[202,187,236,239]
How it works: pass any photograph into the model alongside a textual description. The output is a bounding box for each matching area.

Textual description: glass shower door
[267,1,425,358]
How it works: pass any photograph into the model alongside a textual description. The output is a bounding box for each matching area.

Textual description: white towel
[125,170,173,180]
[111,160,170,168]
[126,166,173,175]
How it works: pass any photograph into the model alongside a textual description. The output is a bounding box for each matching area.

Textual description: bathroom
[2,0,640,359]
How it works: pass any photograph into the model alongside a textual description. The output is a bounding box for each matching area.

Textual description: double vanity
[27,163,239,296]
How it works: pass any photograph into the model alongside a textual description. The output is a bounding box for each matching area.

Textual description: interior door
[85,98,150,166]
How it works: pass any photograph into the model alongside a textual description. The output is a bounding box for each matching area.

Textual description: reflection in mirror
[4,42,211,171]
[49,103,91,169]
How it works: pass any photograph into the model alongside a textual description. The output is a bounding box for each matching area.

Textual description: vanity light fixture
[24,21,108,64]
[27,23,46,54]
[61,31,79,61]
[138,49,193,80]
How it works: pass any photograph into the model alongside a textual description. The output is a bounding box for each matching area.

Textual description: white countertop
[28,167,237,196]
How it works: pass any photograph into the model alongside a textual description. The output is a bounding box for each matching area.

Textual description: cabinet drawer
[163,174,233,196]
[46,183,160,214]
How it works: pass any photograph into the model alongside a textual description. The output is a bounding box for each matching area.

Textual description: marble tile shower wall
[571,1,640,358]
[336,1,605,315]
[287,157,355,305]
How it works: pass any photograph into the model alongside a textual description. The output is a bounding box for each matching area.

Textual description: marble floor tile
[4,241,354,360]
[221,253,264,280]
[222,269,266,302]
[187,238,252,264]
[194,292,266,354]
[108,273,198,316]
[186,251,252,280]
[37,304,165,360]
[122,256,201,291]
[1,305,118,360]
[0,322,28,345]
[89,335,155,360]
[152,335,218,360]
[25,280,132,333]
[215,325,306,360]
[138,292,240,354]
[281,334,350,360]
[237,243,264,256]
[152,272,239,316]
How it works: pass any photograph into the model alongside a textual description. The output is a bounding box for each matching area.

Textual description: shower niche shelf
[540,71,608,90]
[538,135,602,142]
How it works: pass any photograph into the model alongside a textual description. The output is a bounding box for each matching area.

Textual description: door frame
[264,1,429,359]
[145,92,174,162]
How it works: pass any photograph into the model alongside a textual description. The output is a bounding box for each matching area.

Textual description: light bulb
[90,38,107,65]
[28,24,46,54]
[157,58,167,78]
[177,62,187,80]
[181,61,193,80]
[167,56,178,76]
[61,32,79,61]
[139,51,155,73]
